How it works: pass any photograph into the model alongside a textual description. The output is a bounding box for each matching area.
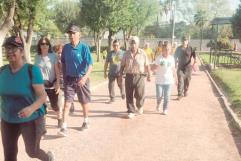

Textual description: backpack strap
[27,63,33,82]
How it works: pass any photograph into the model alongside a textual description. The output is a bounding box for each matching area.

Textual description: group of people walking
[0,23,196,160]
[104,36,196,118]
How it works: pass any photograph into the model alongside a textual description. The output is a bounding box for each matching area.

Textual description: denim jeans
[1,117,49,161]
[156,84,172,111]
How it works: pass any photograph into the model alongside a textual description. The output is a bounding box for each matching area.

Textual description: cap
[67,25,80,33]
[129,36,140,44]
[181,36,188,41]
[3,36,24,48]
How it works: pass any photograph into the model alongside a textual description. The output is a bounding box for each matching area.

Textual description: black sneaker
[80,122,89,131]
[57,128,67,137]
[47,151,55,161]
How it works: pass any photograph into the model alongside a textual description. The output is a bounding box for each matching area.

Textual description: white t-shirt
[154,55,175,85]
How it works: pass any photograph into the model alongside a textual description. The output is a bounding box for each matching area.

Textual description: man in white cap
[119,36,151,119]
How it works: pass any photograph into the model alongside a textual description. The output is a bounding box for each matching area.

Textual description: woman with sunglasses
[35,37,61,127]
[0,36,54,161]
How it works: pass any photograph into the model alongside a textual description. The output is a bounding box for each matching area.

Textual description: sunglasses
[40,43,49,46]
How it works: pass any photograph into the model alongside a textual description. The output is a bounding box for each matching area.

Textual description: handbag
[44,79,56,88]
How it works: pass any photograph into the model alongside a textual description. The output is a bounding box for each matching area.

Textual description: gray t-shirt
[106,50,124,76]
[174,46,195,70]
[35,52,57,83]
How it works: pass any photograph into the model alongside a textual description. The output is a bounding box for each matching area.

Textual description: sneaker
[177,96,182,100]
[127,113,135,119]
[108,98,115,104]
[184,91,188,97]
[137,107,143,115]
[121,94,125,100]
[57,128,67,137]
[47,151,55,161]
[80,122,89,131]
[156,104,161,112]
[163,110,168,115]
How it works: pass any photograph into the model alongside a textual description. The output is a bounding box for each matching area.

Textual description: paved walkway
[1,60,241,161]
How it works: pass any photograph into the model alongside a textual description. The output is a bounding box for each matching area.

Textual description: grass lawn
[199,53,241,118]
[212,69,241,115]
[90,58,106,86]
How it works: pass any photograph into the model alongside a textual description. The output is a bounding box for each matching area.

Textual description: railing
[207,50,241,68]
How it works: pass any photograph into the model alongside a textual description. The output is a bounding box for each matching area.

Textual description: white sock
[84,117,89,123]
[62,122,67,129]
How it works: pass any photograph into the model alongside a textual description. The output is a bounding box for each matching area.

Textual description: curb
[198,54,241,131]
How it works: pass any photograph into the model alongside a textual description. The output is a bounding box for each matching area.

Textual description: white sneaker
[57,128,67,137]
[137,107,143,115]
[163,110,168,115]
[156,104,161,112]
[127,113,135,119]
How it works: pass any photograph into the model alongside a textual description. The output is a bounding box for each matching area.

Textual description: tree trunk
[123,30,127,50]
[200,25,203,51]
[94,33,102,62]
[108,29,113,53]
[0,0,16,66]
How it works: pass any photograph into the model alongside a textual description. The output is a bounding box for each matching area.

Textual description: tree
[232,1,241,41]
[53,0,81,33]
[0,0,16,66]
[120,0,158,48]
[194,10,208,50]
[80,0,110,62]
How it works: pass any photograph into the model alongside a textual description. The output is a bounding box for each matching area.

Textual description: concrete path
[1,60,241,161]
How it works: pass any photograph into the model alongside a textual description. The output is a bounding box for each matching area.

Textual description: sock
[62,122,67,129]
[84,117,89,123]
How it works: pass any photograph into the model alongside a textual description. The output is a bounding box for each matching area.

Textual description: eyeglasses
[40,43,49,46]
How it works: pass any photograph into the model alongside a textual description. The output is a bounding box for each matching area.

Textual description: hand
[117,75,123,85]
[78,76,87,86]
[147,75,151,82]
[104,72,107,79]
[18,106,35,118]
[54,82,60,94]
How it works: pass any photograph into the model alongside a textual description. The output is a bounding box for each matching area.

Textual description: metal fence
[207,50,241,68]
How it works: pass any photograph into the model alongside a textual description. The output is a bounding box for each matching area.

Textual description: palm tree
[194,10,208,51]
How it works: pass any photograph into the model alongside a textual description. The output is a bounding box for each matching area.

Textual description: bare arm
[18,84,47,118]
[104,61,108,78]
[54,62,60,93]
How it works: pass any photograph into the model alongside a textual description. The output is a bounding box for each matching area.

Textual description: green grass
[212,69,241,113]
[199,52,210,64]
[90,58,105,86]
[199,53,241,118]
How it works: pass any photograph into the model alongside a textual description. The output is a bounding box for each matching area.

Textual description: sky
[230,0,240,11]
